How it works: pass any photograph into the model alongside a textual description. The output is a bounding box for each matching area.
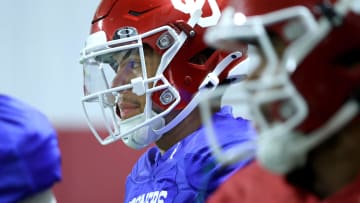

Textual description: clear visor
[83,47,149,116]
[81,42,176,146]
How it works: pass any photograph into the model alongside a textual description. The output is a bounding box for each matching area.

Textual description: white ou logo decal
[171,0,221,27]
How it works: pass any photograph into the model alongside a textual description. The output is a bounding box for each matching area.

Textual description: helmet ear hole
[188,48,215,65]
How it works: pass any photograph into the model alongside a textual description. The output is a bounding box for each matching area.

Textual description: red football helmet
[204,0,360,173]
[79,0,248,149]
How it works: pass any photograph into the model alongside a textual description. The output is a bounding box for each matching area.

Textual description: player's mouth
[118,101,141,119]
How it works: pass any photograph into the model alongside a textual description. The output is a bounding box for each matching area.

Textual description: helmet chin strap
[258,99,359,174]
[120,112,165,150]
[153,51,243,136]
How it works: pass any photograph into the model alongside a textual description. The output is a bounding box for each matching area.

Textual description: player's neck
[287,118,360,199]
[310,119,360,198]
[155,108,202,153]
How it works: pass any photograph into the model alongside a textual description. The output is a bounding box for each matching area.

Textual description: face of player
[111,46,161,119]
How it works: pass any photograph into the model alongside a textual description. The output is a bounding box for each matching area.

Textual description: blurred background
[0,1,250,202]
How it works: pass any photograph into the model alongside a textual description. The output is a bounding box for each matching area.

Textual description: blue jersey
[0,95,62,203]
[124,106,257,203]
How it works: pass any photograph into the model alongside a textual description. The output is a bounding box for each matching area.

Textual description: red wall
[53,128,147,202]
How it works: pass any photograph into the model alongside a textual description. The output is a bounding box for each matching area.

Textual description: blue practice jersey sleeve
[0,94,62,203]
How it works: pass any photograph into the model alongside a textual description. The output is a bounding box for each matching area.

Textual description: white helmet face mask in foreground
[203,0,360,173]
[80,0,247,149]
